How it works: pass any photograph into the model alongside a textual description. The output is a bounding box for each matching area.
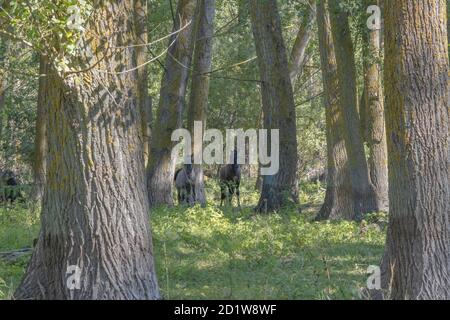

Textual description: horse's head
[184,162,194,181]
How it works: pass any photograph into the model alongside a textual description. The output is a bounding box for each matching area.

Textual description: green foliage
[0,205,39,299]
[2,0,93,62]
[0,181,385,300]
[151,180,385,300]
[0,42,38,175]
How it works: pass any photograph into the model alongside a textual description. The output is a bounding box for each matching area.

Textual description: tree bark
[328,0,377,217]
[0,40,9,146]
[315,0,353,221]
[288,0,316,87]
[187,0,216,207]
[381,0,450,300]
[33,55,48,202]
[147,0,197,207]
[363,0,388,212]
[250,0,299,213]
[134,0,152,164]
[14,0,160,300]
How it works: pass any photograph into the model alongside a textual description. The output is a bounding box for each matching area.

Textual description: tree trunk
[187,0,217,207]
[147,0,197,207]
[447,0,450,61]
[288,0,316,87]
[0,40,9,146]
[315,0,353,221]
[255,109,264,192]
[328,0,377,217]
[14,0,160,300]
[379,0,450,300]
[134,0,152,165]
[363,0,388,212]
[33,55,48,202]
[250,0,299,213]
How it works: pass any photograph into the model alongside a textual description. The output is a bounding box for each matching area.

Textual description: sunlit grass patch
[0,181,386,300]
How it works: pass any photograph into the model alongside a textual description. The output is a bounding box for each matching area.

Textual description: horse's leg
[236,182,241,208]
[228,184,234,207]
[181,188,186,205]
[184,183,191,206]
[191,183,196,205]
[220,183,226,207]
[177,188,181,205]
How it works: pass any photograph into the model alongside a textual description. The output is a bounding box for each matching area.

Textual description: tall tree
[288,0,316,87]
[315,0,353,220]
[362,0,388,211]
[147,0,197,207]
[380,0,450,299]
[0,5,11,141]
[134,0,152,163]
[187,0,216,207]
[250,0,299,213]
[0,40,8,140]
[14,1,160,299]
[328,0,377,217]
[33,55,48,201]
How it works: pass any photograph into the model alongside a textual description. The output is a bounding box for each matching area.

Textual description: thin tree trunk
[14,1,160,300]
[328,0,377,217]
[147,0,197,207]
[255,109,263,191]
[448,0,450,61]
[379,0,450,300]
[33,55,48,202]
[0,40,9,146]
[250,0,299,213]
[363,0,388,212]
[0,72,6,143]
[134,0,151,164]
[187,0,216,207]
[288,0,316,87]
[315,0,353,221]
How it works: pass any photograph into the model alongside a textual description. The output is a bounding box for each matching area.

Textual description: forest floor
[0,180,386,300]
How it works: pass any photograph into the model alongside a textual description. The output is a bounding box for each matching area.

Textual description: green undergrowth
[0,181,386,300]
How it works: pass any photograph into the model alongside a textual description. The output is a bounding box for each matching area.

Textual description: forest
[0,0,449,301]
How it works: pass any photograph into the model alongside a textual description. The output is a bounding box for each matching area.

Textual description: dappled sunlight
[149,181,386,300]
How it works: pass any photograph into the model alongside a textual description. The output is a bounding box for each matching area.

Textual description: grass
[0,180,386,300]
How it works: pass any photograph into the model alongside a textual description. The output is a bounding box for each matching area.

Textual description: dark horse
[219,150,241,207]
[174,162,195,206]
[0,170,21,203]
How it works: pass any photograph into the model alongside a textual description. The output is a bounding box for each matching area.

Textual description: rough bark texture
[250,0,299,213]
[33,55,48,202]
[448,0,450,61]
[328,0,377,217]
[14,0,160,300]
[147,0,197,207]
[134,0,152,164]
[363,0,388,212]
[381,0,450,300]
[315,0,353,221]
[288,0,316,87]
[187,0,216,207]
